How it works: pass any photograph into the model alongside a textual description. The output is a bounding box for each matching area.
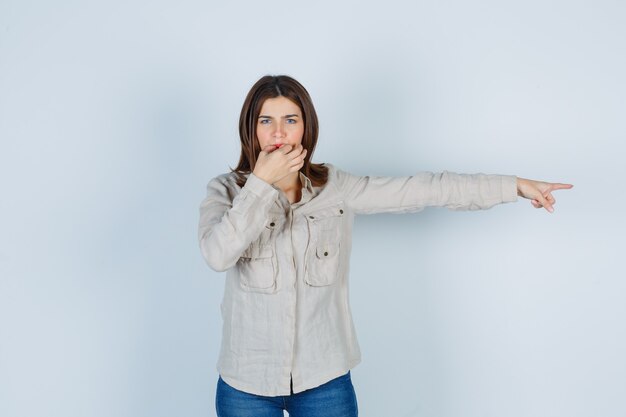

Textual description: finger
[536,193,554,213]
[297,148,308,159]
[288,147,307,162]
[544,193,556,205]
[549,183,574,191]
[289,159,305,172]
[531,199,541,208]
[285,144,299,154]
[262,146,280,155]
[284,144,301,155]
[288,154,305,168]
[298,148,308,161]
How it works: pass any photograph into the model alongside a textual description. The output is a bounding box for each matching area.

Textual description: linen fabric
[198,163,518,396]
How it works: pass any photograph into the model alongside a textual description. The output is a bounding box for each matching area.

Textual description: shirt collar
[270,171,316,209]
[299,171,314,194]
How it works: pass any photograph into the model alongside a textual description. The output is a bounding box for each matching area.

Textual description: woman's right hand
[253,144,307,185]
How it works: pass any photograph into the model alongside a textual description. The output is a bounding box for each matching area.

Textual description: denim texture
[216,371,358,417]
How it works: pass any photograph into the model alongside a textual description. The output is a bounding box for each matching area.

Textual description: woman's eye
[259,119,270,125]
[286,119,297,124]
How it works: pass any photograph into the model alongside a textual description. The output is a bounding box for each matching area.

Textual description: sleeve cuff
[243,173,280,203]
[501,175,519,203]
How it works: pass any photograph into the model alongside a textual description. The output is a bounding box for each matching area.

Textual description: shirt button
[339,209,344,214]
[309,216,315,219]
[270,222,275,227]
[324,251,329,256]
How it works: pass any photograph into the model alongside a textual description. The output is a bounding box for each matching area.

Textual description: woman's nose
[273,123,285,138]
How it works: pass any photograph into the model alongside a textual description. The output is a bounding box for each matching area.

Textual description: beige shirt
[198,163,518,396]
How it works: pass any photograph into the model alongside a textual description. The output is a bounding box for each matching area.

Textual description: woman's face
[256,96,304,151]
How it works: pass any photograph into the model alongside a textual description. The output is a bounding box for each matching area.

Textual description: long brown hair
[231,75,328,188]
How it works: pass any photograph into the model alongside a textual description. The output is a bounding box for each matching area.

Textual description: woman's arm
[337,169,519,214]
[198,174,279,272]
[337,168,572,215]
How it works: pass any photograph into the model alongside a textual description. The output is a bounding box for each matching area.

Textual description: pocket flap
[242,244,273,260]
[305,201,345,222]
[316,243,338,259]
[237,244,277,292]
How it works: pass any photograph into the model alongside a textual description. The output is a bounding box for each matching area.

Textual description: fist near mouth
[254,143,307,185]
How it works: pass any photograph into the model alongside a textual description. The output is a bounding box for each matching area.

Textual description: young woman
[198,75,573,417]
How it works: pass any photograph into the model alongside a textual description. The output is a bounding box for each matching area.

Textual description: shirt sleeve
[198,173,279,272]
[336,169,518,215]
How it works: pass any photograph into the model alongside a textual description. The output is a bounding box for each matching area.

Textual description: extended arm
[339,169,518,214]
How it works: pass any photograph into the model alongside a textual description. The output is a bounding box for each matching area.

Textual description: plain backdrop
[1,1,625,416]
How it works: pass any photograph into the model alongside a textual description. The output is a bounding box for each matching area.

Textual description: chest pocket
[304,201,345,286]
[237,211,286,294]
[237,244,277,293]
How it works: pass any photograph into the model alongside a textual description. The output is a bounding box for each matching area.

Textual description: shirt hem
[217,356,362,397]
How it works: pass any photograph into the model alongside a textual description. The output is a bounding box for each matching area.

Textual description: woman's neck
[275,172,302,204]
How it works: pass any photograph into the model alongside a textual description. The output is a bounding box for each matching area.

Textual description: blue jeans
[215,372,358,417]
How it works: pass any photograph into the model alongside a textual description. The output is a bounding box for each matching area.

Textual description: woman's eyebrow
[258,114,301,118]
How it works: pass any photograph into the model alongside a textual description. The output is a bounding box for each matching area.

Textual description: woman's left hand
[516,177,574,213]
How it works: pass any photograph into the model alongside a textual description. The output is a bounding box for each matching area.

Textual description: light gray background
[1,1,624,416]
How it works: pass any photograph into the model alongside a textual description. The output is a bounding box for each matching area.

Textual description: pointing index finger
[550,183,574,190]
